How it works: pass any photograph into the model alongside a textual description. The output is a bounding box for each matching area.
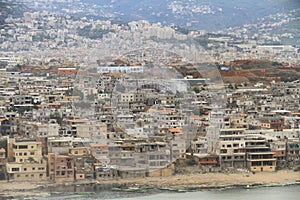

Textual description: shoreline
[1,170,300,198]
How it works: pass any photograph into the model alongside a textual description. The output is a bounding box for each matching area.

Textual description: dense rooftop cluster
[0,1,299,183]
[0,53,299,182]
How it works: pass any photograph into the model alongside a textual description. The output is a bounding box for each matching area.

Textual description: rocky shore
[1,170,300,199]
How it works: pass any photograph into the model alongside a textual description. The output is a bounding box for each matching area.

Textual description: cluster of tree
[65,88,84,100]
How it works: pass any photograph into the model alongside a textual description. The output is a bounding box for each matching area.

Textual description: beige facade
[69,147,94,180]
[6,138,47,181]
[245,136,277,172]
[76,121,107,139]
[69,146,89,156]
[119,92,145,103]
[47,137,71,155]
[48,153,75,182]
[229,117,249,129]
[0,148,7,180]
[7,138,43,163]
[247,152,276,172]
[148,164,174,177]
[6,162,47,181]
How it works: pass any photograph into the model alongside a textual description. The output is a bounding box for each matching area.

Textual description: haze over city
[0,0,299,199]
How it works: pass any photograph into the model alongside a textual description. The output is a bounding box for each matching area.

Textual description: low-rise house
[47,137,71,155]
[94,163,118,180]
[66,119,86,137]
[76,121,107,140]
[0,148,7,180]
[32,108,51,122]
[13,95,33,105]
[260,117,284,130]
[116,114,135,129]
[117,166,147,179]
[0,117,10,136]
[119,92,145,103]
[186,153,219,172]
[228,116,249,129]
[190,137,208,154]
[1,112,18,136]
[287,139,300,167]
[30,120,59,138]
[270,140,287,169]
[170,138,186,161]
[126,127,148,138]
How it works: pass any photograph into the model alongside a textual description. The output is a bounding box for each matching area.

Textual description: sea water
[37,185,300,200]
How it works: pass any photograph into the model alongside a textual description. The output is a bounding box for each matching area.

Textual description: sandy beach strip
[103,170,300,188]
[0,170,299,197]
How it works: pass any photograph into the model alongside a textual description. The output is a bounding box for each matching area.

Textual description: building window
[18,145,28,149]
[12,168,20,172]
[24,168,27,171]
[32,167,35,170]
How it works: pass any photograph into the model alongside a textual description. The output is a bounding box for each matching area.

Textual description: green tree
[50,111,63,125]
[86,94,95,101]
[66,88,84,100]
[16,106,32,114]
[0,139,7,150]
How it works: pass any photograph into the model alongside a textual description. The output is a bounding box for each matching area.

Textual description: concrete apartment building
[216,128,246,169]
[245,135,276,172]
[6,138,47,181]
[75,121,107,140]
[69,146,93,180]
[48,153,75,182]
